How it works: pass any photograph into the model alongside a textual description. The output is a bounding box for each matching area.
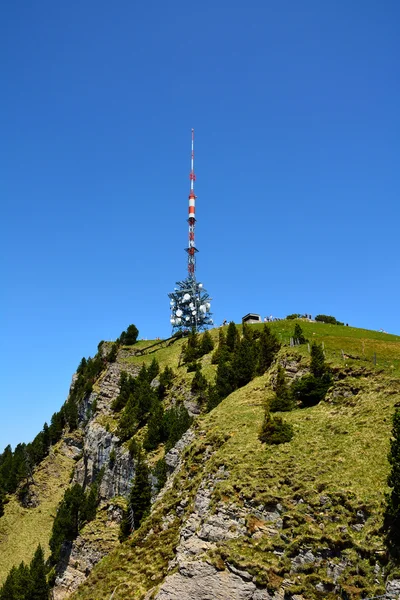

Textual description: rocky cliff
[2,321,400,600]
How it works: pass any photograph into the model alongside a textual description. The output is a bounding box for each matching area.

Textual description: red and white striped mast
[186,128,198,279]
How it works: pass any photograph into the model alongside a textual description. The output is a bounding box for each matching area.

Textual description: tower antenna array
[168,130,213,332]
[186,128,198,278]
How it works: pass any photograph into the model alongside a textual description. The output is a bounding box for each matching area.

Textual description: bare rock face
[155,464,285,600]
[154,560,260,600]
[53,503,123,600]
[73,420,134,500]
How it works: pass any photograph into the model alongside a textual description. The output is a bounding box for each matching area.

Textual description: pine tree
[293,323,307,345]
[158,366,174,398]
[143,399,164,451]
[206,384,220,412]
[0,562,31,600]
[182,329,199,363]
[386,408,400,556]
[120,324,139,345]
[242,321,253,341]
[215,358,236,400]
[0,489,5,518]
[107,343,118,363]
[270,366,293,412]
[232,337,256,388]
[130,451,151,529]
[147,357,160,382]
[226,321,240,352]
[211,329,228,364]
[199,330,214,355]
[163,405,192,451]
[49,483,86,564]
[29,545,49,600]
[310,343,327,378]
[191,364,208,401]
[257,325,280,375]
[83,482,99,523]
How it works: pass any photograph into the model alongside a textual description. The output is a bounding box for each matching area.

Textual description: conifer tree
[120,324,139,345]
[226,321,240,352]
[270,366,293,412]
[293,323,307,345]
[129,450,151,529]
[232,337,256,388]
[215,358,236,400]
[257,325,280,375]
[107,343,118,363]
[199,330,214,355]
[385,408,400,556]
[182,329,199,364]
[143,399,164,451]
[310,342,327,378]
[147,357,160,382]
[242,321,253,341]
[0,489,5,518]
[211,329,228,364]
[206,384,221,412]
[191,364,208,400]
[29,545,49,600]
[163,405,192,451]
[49,483,86,564]
[158,366,174,398]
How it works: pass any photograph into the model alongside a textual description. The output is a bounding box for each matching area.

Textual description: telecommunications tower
[168,130,213,332]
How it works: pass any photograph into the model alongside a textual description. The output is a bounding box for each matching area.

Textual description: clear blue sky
[1,1,399,450]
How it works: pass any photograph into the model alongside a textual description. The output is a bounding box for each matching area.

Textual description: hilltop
[1,319,400,600]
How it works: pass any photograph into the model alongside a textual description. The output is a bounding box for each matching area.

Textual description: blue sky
[1,0,399,450]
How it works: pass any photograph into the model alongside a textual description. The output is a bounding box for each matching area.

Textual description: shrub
[259,412,293,445]
[315,314,344,326]
[291,373,331,407]
[286,313,301,320]
[293,323,307,345]
[186,361,198,373]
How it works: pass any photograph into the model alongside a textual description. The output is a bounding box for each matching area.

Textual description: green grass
[4,320,400,598]
[71,321,400,599]
[0,442,74,584]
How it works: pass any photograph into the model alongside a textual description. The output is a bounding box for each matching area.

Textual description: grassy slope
[71,320,400,600]
[0,442,74,583]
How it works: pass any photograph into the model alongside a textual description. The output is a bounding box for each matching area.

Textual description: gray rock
[386,579,400,597]
[154,561,256,600]
[252,589,273,600]
[165,429,196,472]
[227,563,253,581]
[73,421,134,500]
[291,550,316,572]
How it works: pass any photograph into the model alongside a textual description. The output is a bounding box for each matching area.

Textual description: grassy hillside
[0,441,75,583]
[70,320,400,600]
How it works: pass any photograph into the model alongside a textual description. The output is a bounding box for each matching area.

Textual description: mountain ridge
[2,319,400,599]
